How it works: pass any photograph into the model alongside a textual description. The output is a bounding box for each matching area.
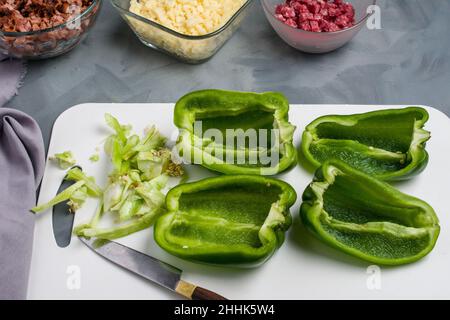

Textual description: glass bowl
[262,0,376,53]
[110,0,253,64]
[0,0,101,60]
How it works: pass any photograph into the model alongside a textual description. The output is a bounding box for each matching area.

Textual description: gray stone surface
[6,0,450,149]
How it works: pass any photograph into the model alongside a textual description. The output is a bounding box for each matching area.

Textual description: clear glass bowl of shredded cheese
[111,0,253,63]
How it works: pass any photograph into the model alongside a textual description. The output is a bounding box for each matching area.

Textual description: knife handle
[176,280,227,300]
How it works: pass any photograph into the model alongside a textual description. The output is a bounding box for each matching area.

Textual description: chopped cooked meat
[0,0,94,32]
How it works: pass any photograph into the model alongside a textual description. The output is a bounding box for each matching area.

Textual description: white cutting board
[28,104,450,300]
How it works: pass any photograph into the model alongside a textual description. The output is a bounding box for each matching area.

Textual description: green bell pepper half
[174,89,297,176]
[301,107,430,180]
[154,175,297,266]
[300,160,440,265]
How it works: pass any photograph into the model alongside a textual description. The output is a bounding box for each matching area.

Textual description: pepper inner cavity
[192,108,280,167]
[323,174,425,227]
[321,222,432,260]
[314,112,418,153]
[172,184,283,248]
[194,109,275,148]
[319,172,435,259]
[309,113,422,173]
[196,109,275,135]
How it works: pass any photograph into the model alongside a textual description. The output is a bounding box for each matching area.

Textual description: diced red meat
[285,18,298,28]
[328,22,340,32]
[309,20,320,32]
[299,12,314,21]
[299,20,311,31]
[280,6,296,18]
[275,0,356,32]
[275,13,287,22]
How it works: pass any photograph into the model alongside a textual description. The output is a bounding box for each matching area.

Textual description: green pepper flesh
[175,90,297,175]
[155,175,297,266]
[300,160,440,265]
[301,107,430,180]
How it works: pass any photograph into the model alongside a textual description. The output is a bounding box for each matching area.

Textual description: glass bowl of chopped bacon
[262,0,376,53]
[0,0,101,59]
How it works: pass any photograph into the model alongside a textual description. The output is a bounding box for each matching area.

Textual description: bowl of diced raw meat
[262,0,376,53]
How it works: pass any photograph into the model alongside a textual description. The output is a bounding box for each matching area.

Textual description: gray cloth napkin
[0,108,45,299]
[0,54,27,107]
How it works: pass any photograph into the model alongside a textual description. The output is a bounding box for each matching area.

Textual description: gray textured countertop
[5,0,450,148]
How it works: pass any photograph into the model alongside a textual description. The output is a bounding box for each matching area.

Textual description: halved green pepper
[154,175,297,266]
[301,107,430,180]
[174,90,297,175]
[300,160,440,265]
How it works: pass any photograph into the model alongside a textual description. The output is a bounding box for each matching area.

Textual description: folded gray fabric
[0,108,45,300]
[0,55,27,107]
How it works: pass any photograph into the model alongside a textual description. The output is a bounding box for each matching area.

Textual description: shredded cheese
[130,0,246,36]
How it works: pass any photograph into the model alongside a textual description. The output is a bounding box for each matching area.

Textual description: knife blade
[79,237,227,300]
[52,166,83,248]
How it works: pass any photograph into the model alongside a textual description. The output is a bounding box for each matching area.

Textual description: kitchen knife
[79,237,227,300]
